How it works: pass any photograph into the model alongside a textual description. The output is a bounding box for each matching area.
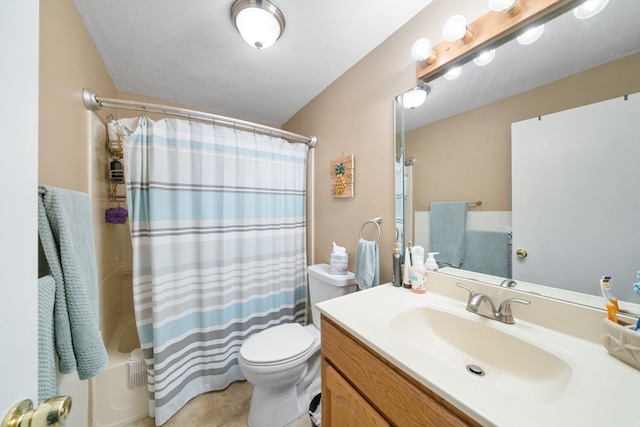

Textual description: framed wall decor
[330,153,354,198]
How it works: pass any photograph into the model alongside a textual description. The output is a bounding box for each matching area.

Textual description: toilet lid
[241,323,315,364]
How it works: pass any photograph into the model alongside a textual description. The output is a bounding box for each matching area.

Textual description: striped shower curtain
[123,117,308,425]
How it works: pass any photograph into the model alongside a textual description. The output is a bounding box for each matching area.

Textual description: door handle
[516,249,528,259]
[2,396,71,427]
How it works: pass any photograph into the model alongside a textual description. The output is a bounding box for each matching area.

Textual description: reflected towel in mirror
[430,201,467,268]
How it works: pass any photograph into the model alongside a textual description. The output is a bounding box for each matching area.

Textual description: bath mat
[128,348,147,388]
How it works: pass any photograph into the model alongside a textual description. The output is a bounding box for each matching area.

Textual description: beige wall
[39,2,119,425]
[284,1,487,282]
[407,52,640,212]
[39,0,117,192]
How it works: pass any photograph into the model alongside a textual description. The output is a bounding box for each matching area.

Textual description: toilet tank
[307,264,356,328]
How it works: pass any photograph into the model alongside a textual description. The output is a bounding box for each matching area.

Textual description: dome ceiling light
[402,84,430,109]
[231,0,285,50]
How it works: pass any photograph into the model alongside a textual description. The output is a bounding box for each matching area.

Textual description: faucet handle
[456,283,476,301]
[497,298,531,324]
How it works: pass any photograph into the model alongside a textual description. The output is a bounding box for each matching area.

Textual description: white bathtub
[92,317,148,427]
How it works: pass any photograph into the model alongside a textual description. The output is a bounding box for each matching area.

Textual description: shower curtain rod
[82,89,317,148]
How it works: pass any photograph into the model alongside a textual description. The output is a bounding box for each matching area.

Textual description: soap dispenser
[425,252,439,271]
[410,245,427,294]
[392,243,402,287]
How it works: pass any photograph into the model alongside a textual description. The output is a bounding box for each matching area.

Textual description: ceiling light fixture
[573,0,609,19]
[402,84,430,109]
[473,49,496,66]
[517,24,545,45]
[231,0,285,50]
[443,15,474,44]
[411,38,437,65]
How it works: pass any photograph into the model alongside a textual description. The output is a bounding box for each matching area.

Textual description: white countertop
[317,282,640,427]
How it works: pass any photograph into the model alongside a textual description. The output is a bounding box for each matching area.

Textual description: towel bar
[359,217,381,243]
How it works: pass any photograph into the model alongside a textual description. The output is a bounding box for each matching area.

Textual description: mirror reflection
[395,1,640,311]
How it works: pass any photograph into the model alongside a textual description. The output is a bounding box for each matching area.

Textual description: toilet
[238,264,356,427]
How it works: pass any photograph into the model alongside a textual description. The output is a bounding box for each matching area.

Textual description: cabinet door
[323,363,390,427]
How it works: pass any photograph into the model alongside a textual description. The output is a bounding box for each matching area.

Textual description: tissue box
[329,254,348,275]
[603,318,640,370]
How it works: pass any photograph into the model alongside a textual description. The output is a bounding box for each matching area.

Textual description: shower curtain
[123,117,308,425]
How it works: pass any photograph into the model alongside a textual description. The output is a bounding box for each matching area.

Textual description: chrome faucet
[456,283,530,324]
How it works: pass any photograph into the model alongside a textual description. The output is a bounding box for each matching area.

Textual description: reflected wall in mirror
[394,0,640,311]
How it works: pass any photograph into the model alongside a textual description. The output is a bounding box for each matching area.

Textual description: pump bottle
[410,245,427,294]
[392,243,402,287]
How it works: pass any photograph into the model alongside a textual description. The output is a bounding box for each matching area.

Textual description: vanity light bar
[417,0,580,82]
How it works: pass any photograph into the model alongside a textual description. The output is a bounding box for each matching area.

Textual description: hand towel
[38,185,108,379]
[38,275,58,403]
[354,238,379,290]
[430,201,467,268]
[459,230,511,278]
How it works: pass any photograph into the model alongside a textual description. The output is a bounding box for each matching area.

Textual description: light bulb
[489,0,518,11]
[444,66,462,80]
[411,38,436,64]
[443,15,471,42]
[573,0,609,19]
[517,24,545,45]
[473,49,496,66]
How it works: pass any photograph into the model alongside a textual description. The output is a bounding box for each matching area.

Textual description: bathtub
[92,317,148,427]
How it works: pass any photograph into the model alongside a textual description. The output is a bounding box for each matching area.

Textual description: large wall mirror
[394,0,640,312]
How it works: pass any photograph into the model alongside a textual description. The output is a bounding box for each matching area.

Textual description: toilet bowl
[238,264,356,427]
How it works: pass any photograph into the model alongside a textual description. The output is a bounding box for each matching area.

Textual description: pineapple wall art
[330,153,354,198]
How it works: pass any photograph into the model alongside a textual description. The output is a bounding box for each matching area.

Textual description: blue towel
[38,185,108,379]
[354,238,379,290]
[430,201,467,267]
[460,230,511,278]
[38,275,58,403]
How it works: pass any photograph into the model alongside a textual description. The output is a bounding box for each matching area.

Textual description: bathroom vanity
[317,273,640,426]
[321,316,478,426]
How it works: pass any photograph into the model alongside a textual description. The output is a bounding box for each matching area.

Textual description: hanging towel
[460,230,511,278]
[430,201,467,268]
[38,185,108,379]
[354,238,379,290]
[38,275,58,403]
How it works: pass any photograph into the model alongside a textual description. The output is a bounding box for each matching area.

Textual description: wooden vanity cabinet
[321,316,480,427]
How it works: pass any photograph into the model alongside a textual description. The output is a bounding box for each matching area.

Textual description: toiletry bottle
[402,244,412,289]
[392,243,402,287]
[425,252,439,271]
[410,245,427,294]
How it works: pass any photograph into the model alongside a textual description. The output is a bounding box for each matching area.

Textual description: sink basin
[389,307,573,402]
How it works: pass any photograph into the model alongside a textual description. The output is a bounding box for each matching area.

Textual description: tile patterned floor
[124,381,312,427]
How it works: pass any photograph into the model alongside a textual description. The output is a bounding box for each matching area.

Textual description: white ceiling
[74,0,431,126]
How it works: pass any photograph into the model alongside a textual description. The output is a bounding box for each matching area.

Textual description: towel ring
[359,218,381,243]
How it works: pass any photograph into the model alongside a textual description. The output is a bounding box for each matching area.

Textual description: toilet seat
[240,323,316,366]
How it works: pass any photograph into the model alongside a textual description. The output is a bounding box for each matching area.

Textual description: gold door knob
[2,396,71,427]
[516,249,528,259]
